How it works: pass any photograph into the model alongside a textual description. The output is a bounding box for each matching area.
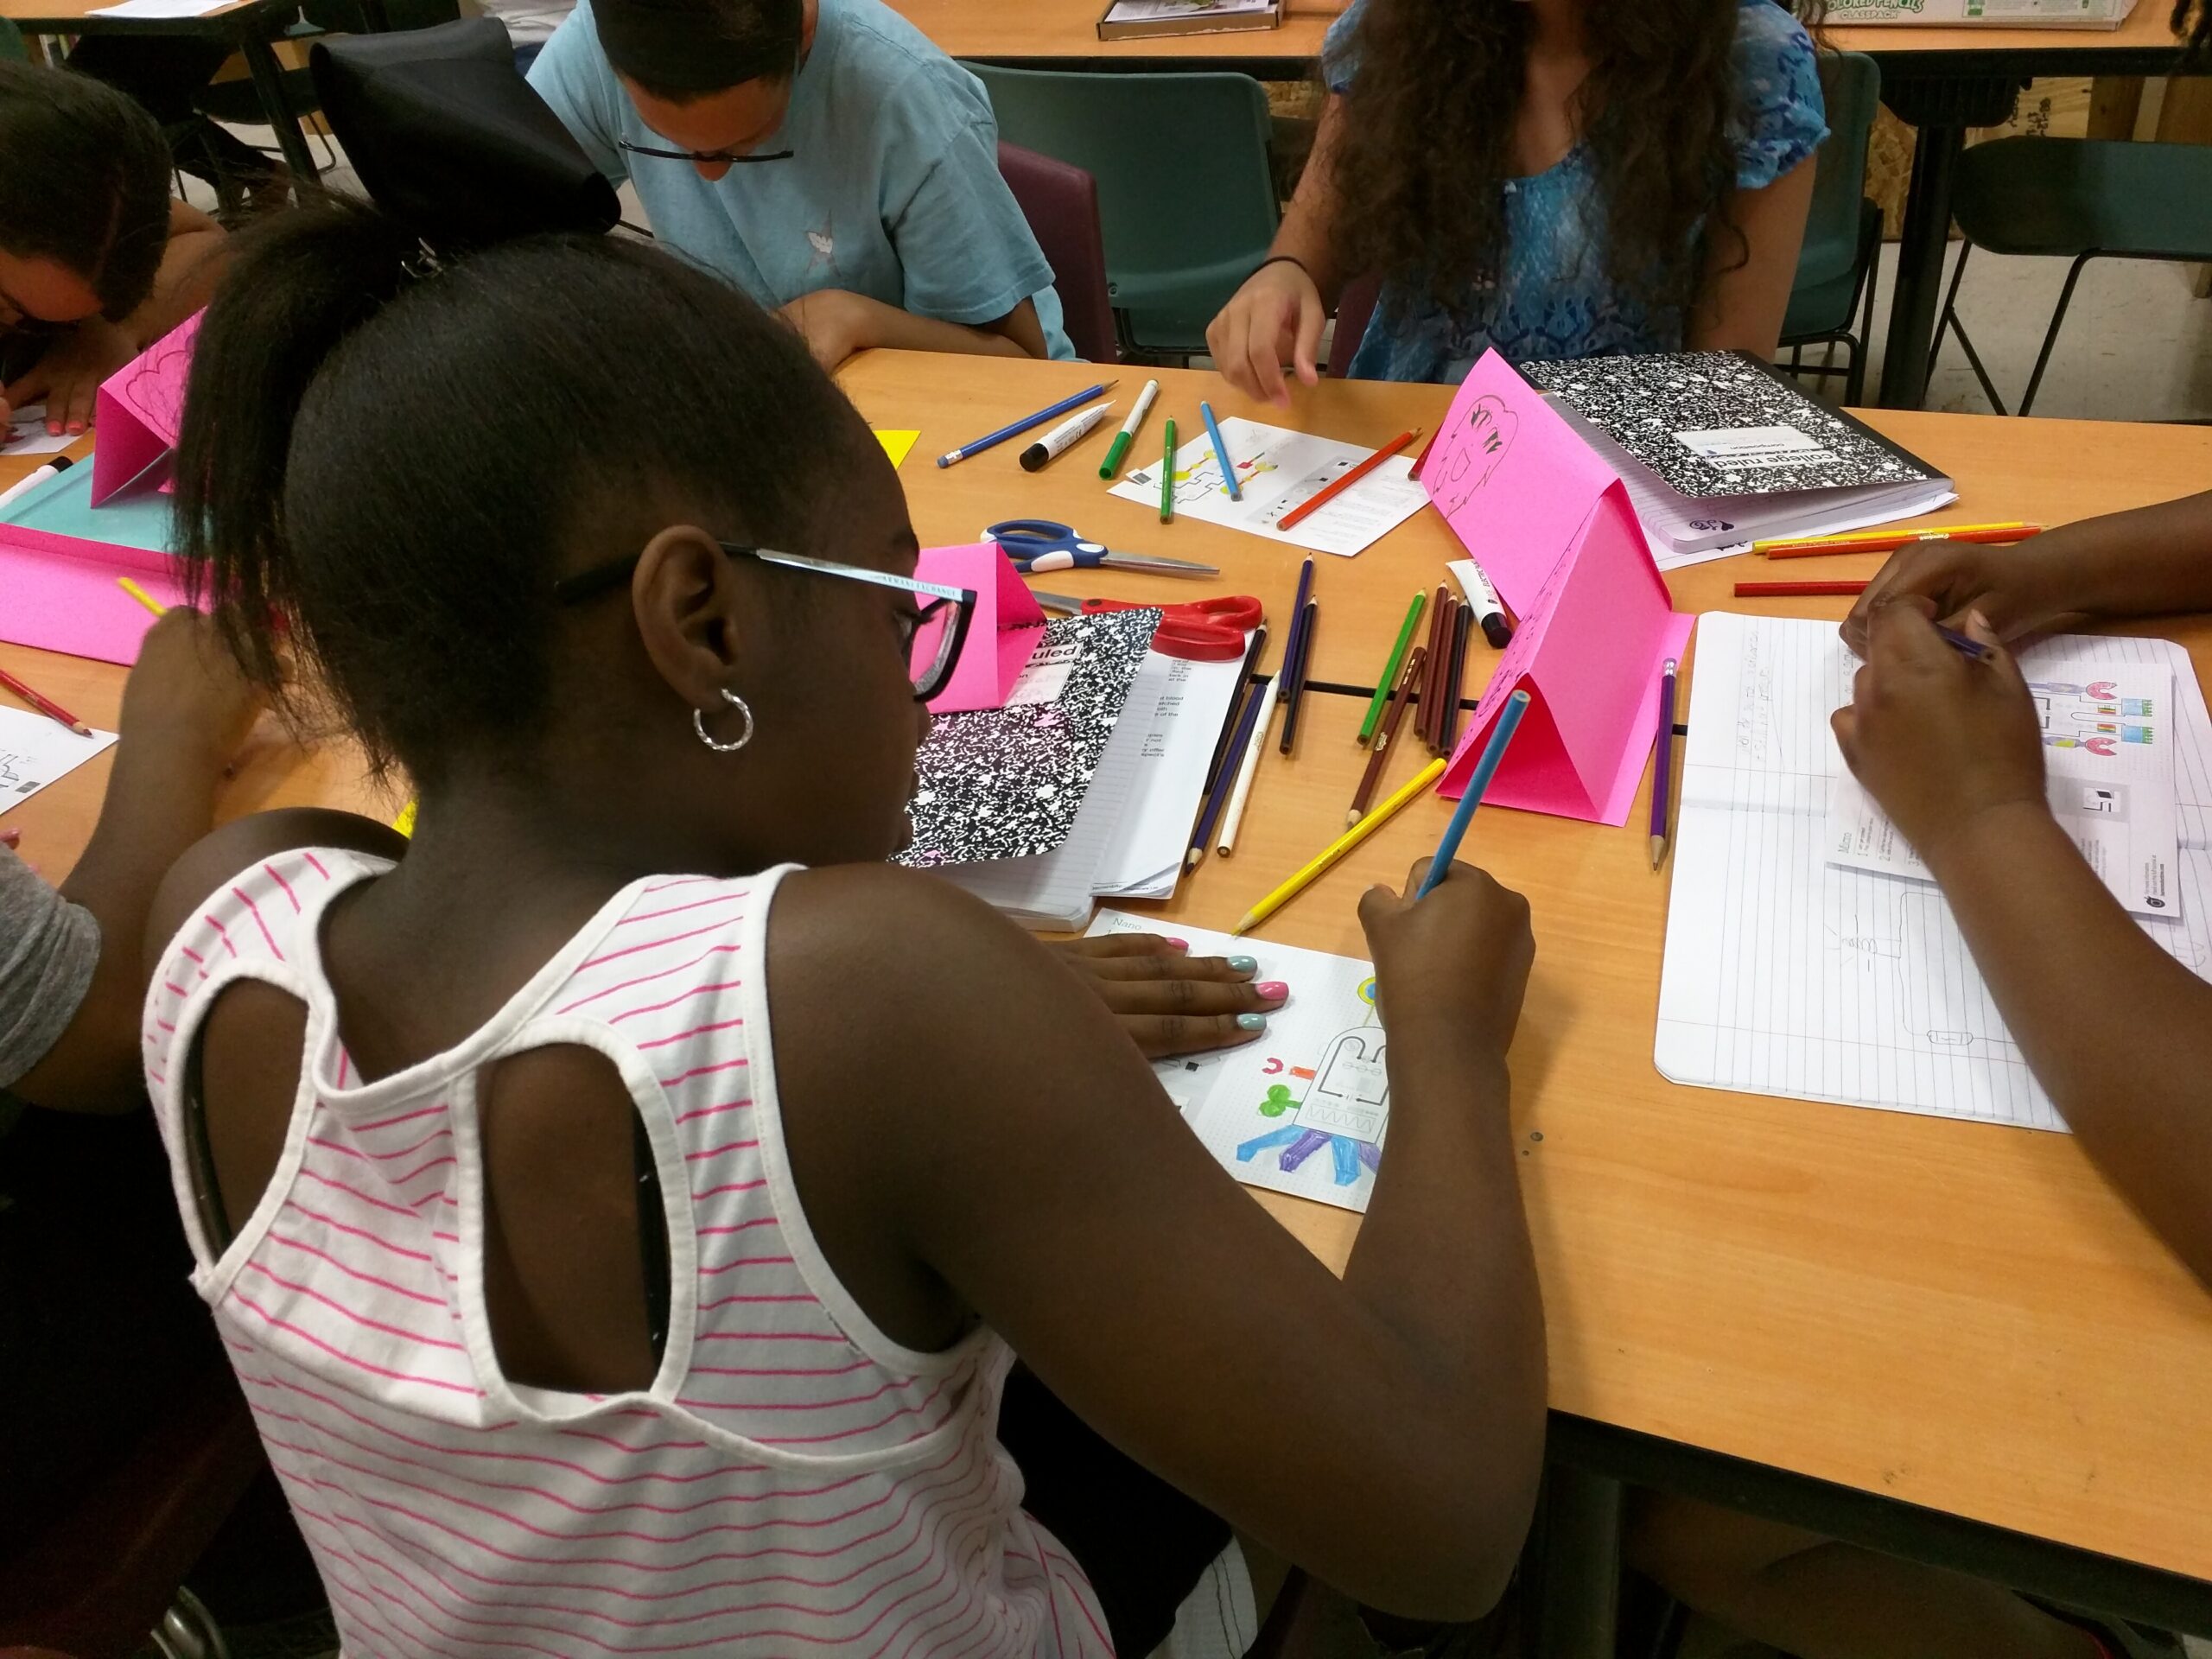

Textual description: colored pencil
[1416,583,1448,747]
[1099,378,1160,480]
[1755,520,2033,555]
[1217,670,1283,857]
[1407,426,1441,483]
[1424,596,1459,751]
[1414,690,1533,899]
[1160,417,1178,524]
[0,665,90,736]
[1357,590,1427,747]
[1650,658,1678,871]
[1234,758,1448,937]
[1348,644,1427,826]
[934,379,1115,467]
[1735,580,1868,597]
[118,576,168,617]
[1442,602,1473,752]
[1279,598,1318,755]
[1274,557,1316,756]
[1764,525,2041,561]
[1274,427,1421,532]
[1185,625,1268,870]
[1199,400,1242,501]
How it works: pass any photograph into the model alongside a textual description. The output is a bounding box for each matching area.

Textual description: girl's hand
[120,609,262,772]
[1841,531,2093,658]
[1831,601,2048,872]
[1048,933,1287,1059]
[1358,860,1534,1065]
[1205,259,1325,409]
[775,289,870,371]
[4,316,137,437]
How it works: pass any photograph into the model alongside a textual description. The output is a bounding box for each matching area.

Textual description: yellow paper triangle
[874,429,920,468]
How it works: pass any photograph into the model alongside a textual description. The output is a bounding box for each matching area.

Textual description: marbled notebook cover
[1522,349,1942,501]
[898,607,1160,868]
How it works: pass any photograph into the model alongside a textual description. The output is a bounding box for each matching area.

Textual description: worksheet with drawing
[1109,419,1428,559]
[1090,911,1389,1212]
[0,708,118,815]
[1656,613,2212,1132]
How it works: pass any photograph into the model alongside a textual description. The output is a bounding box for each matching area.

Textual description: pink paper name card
[1421,350,1693,826]
[914,543,1046,715]
[91,310,200,504]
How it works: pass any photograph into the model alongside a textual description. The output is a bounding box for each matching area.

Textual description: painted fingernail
[1255,981,1288,1001]
[1236,1013,1268,1032]
[1227,955,1258,975]
[1165,938,1189,950]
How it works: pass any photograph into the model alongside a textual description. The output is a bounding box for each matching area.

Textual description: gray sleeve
[0,845,103,1090]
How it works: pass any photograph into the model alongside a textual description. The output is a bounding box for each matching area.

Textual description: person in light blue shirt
[529,0,1073,365]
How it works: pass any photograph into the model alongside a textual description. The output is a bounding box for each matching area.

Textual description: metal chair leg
[1926,238,1973,388]
[2018,251,2096,418]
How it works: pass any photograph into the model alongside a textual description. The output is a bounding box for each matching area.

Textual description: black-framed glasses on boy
[616,137,796,166]
[551,543,978,704]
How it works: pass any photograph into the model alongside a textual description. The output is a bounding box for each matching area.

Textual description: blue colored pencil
[1198,399,1242,501]
[936,380,1115,467]
[1414,690,1532,899]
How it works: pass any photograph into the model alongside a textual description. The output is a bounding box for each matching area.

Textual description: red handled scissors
[1033,592,1262,662]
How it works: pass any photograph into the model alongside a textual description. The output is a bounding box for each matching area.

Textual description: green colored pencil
[1159,417,1177,524]
[1357,590,1428,746]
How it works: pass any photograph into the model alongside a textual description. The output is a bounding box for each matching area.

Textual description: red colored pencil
[0,665,90,735]
[1734,580,1870,597]
[1764,525,2042,561]
[1278,428,1421,531]
[1407,425,1442,483]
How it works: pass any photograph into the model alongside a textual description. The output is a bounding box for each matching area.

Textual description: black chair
[309,16,619,249]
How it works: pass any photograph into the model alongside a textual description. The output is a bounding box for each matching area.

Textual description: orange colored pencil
[1735,580,1869,597]
[0,665,90,736]
[1764,525,2042,561]
[1276,428,1422,532]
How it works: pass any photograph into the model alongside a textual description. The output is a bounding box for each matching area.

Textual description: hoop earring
[691,688,755,754]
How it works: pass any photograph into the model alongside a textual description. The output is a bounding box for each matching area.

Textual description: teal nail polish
[1236,1013,1268,1032]
[1227,955,1258,975]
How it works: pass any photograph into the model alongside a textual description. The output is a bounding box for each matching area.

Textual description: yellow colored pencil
[117,576,168,616]
[392,801,417,837]
[1232,756,1447,938]
[1753,520,2027,553]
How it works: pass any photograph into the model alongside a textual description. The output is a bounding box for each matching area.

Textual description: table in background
[10,388,2212,1641]
[1823,6,2209,410]
[2,0,324,177]
[887,0,1340,74]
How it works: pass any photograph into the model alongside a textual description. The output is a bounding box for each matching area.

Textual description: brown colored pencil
[1347,644,1428,826]
[1425,595,1459,751]
[0,665,90,736]
[1415,583,1448,749]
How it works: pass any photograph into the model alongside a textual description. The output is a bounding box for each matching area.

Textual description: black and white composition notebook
[1521,350,1958,560]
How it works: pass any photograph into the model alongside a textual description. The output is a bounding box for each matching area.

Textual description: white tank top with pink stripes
[144,850,1115,1658]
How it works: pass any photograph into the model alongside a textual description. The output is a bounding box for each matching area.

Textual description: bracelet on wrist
[1251,253,1315,287]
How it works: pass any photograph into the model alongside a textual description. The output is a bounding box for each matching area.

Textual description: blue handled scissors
[985,518,1217,579]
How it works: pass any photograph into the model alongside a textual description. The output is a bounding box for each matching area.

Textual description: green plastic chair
[963,62,1279,360]
[1778,50,1880,406]
[0,17,28,60]
[1931,135,2212,416]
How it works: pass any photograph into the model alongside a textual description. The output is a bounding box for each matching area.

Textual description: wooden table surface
[887,0,2177,66]
[7,365,2212,1583]
[0,0,261,24]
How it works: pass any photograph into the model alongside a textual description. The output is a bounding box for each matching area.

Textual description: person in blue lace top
[1208,0,1827,400]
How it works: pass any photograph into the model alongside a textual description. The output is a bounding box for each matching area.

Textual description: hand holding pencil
[1839,524,2091,658]
[1357,856,1534,1061]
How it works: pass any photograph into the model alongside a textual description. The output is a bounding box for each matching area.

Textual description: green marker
[1357,589,1428,746]
[1159,416,1177,524]
[1099,377,1160,480]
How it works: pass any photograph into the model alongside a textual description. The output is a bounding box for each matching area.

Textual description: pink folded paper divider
[1421,349,1694,827]
[0,461,184,665]
[915,542,1046,715]
[90,310,200,505]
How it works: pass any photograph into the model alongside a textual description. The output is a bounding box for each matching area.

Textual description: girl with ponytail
[144,197,1551,1654]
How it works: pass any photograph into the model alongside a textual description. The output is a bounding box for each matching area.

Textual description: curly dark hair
[2178,0,2209,56]
[1327,0,1815,330]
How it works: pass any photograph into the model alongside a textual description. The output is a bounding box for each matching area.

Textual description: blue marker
[1198,399,1242,501]
[1414,689,1533,899]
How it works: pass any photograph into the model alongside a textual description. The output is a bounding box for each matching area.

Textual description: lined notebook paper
[1656,613,2212,1131]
